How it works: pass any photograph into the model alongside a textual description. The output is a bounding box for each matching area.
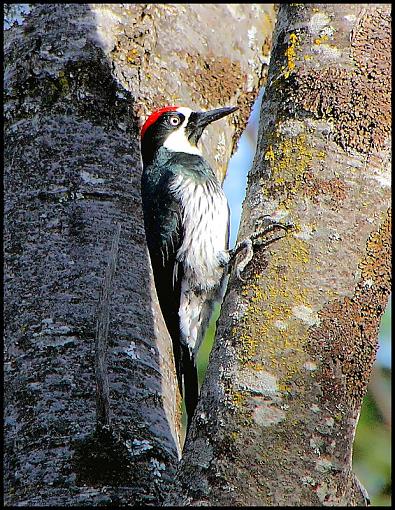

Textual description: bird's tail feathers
[181,344,199,431]
[179,283,222,357]
[179,283,224,429]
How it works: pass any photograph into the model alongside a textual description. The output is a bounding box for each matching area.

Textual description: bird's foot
[228,216,294,281]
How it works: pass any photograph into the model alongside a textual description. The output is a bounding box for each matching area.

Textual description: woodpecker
[140,105,237,428]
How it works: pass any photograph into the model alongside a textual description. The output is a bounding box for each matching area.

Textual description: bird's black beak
[186,106,238,145]
[194,106,239,129]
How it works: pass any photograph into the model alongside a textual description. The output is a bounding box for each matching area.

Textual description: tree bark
[174,3,391,506]
[4,3,276,506]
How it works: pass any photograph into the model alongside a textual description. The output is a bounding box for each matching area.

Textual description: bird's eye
[169,115,181,126]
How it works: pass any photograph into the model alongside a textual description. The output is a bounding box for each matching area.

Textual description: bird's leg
[228,216,294,281]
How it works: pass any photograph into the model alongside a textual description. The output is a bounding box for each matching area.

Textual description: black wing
[141,166,185,392]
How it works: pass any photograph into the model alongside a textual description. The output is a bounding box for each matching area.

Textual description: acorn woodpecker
[140,105,237,428]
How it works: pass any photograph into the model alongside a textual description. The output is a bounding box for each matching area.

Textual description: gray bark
[174,3,391,506]
[4,3,276,506]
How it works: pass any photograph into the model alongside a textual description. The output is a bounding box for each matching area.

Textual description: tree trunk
[4,3,276,506]
[174,3,391,506]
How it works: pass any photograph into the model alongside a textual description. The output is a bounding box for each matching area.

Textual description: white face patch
[163,107,202,156]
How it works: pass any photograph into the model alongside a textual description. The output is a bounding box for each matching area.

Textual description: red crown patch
[141,106,179,139]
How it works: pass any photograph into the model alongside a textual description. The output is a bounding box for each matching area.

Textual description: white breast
[170,175,229,290]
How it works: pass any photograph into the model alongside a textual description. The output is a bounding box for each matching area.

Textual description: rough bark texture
[4,3,276,506]
[174,4,391,506]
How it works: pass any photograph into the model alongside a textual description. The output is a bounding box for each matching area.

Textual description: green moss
[57,70,70,95]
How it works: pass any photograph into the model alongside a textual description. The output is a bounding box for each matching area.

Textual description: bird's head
[140,105,238,166]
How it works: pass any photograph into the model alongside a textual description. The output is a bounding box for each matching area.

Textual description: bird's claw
[233,238,253,282]
[229,217,294,281]
[251,218,294,242]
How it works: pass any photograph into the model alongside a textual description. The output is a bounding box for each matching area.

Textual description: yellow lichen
[232,391,246,408]
[283,32,300,79]
[234,128,328,390]
[263,131,316,209]
[314,35,329,45]
[264,144,275,164]
[236,233,311,389]
[127,48,140,65]
[230,431,238,441]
